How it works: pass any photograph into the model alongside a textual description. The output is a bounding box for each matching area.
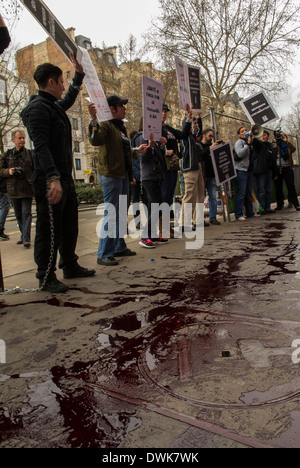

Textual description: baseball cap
[107,95,128,107]
[162,103,170,111]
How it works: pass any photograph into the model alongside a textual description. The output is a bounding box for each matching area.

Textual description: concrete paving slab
[1,207,300,448]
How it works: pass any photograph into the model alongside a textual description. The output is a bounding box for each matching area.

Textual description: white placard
[79,47,113,122]
[142,76,163,141]
[175,56,191,111]
[175,56,202,112]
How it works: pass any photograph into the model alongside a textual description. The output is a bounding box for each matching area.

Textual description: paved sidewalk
[1,207,300,448]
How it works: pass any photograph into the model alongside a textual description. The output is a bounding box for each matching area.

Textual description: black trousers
[33,176,79,280]
[142,179,163,240]
[274,167,299,209]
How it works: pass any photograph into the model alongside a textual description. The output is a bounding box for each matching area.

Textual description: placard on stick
[143,76,163,141]
[240,91,279,126]
[210,141,237,187]
[20,0,82,63]
[175,56,202,112]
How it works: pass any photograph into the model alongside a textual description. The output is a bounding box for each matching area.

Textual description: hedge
[75,182,104,205]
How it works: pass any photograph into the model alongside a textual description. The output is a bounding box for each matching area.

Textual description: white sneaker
[237,216,246,221]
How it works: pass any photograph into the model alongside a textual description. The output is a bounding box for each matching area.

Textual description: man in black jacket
[21,55,95,293]
[253,131,276,214]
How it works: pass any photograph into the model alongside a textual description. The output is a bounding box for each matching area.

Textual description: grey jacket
[234,138,251,172]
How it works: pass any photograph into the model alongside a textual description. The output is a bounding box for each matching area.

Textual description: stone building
[15,28,247,182]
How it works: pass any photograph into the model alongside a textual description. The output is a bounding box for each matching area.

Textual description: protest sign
[188,66,202,112]
[20,0,82,63]
[210,141,237,186]
[79,47,113,122]
[240,91,279,126]
[143,76,163,141]
[175,56,202,112]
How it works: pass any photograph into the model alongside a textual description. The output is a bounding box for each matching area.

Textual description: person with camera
[199,128,223,226]
[273,131,300,212]
[0,129,34,248]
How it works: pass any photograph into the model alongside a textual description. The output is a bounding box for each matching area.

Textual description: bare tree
[149,0,300,112]
[0,0,22,27]
[283,101,300,135]
[0,58,29,153]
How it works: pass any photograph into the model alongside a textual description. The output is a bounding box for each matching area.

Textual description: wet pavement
[1,208,300,448]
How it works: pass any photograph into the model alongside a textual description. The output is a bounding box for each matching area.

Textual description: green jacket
[89,120,133,180]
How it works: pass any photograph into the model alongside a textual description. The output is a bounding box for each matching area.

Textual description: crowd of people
[0,14,299,294]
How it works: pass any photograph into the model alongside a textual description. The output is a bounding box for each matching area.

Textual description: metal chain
[0,200,55,295]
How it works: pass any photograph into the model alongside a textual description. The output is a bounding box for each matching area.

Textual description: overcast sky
[7,0,300,120]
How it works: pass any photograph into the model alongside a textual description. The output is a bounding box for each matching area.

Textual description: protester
[131,120,168,248]
[0,129,34,247]
[130,130,148,231]
[273,132,300,212]
[161,103,192,210]
[161,104,192,237]
[180,117,206,230]
[0,14,10,55]
[21,55,96,293]
[254,130,276,214]
[88,96,149,265]
[234,126,255,221]
[199,128,222,225]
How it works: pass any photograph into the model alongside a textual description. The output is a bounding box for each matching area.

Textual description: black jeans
[11,198,33,243]
[274,167,299,209]
[33,176,79,280]
[142,179,163,240]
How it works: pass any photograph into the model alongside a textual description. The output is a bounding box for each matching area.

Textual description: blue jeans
[11,198,33,242]
[255,170,272,211]
[97,174,129,259]
[0,193,10,230]
[205,177,218,220]
[235,170,254,219]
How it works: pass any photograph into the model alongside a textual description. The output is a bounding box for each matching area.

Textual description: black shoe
[63,265,96,279]
[97,257,119,266]
[210,219,221,225]
[295,206,300,211]
[0,230,9,240]
[114,249,137,257]
[24,242,31,248]
[40,277,69,293]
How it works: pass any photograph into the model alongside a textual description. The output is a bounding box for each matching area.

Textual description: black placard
[241,91,279,126]
[210,141,237,186]
[21,0,80,62]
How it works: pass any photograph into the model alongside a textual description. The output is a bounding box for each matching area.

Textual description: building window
[72,118,79,130]
[74,141,80,153]
[0,77,7,105]
[75,159,81,171]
